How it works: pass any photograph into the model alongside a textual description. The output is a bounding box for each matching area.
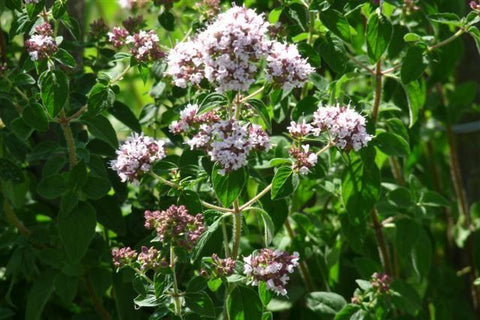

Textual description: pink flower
[144,205,205,250]
[108,27,130,47]
[290,145,318,175]
[126,30,165,62]
[112,247,138,268]
[265,42,314,91]
[243,249,300,296]
[287,120,313,139]
[111,133,166,183]
[25,23,57,61]
[137,246,168,270]
[313,104,372,152]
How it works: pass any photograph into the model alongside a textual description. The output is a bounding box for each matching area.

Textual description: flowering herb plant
[1,0,480,319]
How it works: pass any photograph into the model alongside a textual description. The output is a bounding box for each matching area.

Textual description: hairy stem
[170,246,183,318]
[59,110,77,168]
[284,218,315,292]
[231,200,242,259]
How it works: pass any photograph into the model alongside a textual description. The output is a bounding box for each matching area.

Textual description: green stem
[170,246,183,318]
[239,184,272,211]
[427,28,465,52]
[239,86,265,103]
[59,110,77,168]
[231,200,242,259]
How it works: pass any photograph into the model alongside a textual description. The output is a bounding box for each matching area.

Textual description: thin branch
[427,28,465,52]
[239,184,272,211]
[349,54,375,75]
[370,208,393,275]
[239,86,265,103]
[84,276,111,320]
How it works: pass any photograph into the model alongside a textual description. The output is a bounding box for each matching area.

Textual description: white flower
[117,0,149,10]
[168,5,270,92]
[111,133,166,183]
[313,104,372,151]
[265,41,314,91]
[287,120,313,138]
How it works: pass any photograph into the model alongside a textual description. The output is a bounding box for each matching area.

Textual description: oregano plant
[1,0,480,319]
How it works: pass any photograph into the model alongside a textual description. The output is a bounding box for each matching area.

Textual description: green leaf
[185,292,215,318]
[334,304,361,320]
[82,175,111,200]
[158,11,175,31]
[429,13,463,27]
[54,48,76,68]
[0,158,24,184]
[403,33,422,42]
[258,282,273,306]
[37,174,66,199]
[38,70,69,117]
[315,34,348,74]
[401,46,427,84]
[22,103,49,132]
[211,164,246,207]
[227,286,263,320]
[14,73,36,86]
[246,207,275,246]
[271,166,299,200]
[191,215,223,261]
[305,291,346,317]
[366,11,393,62]
[320,9,352,43]
[25,271,56,320]
[247,99,272,132]
[419,191,449,207]
[402,79,426,128]
[10,117,33,140]
[84,115,118,149]
[87,83,115,115]
[375,132,410,156]
[411,228,432,278]
[292,96,318,121]
[54,273,78,304]
[58,201,97,263]
[390,280,422,315]
[179,190,203,214]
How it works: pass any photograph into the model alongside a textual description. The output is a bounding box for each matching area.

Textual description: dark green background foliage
[0,0,480,319]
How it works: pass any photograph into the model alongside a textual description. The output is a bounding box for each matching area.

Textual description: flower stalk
[170,246,183,317]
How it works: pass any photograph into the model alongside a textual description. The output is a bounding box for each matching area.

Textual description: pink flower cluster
[144,205,205,250]
[167,5,313,92]
[169,103,219,134]
[289,145,318,175]
[209,253,236,277]
[25,22,57,61]
[371,272,392,293]
[266,42,315,91]
[471,0,480,11]
[112,247,137,268]
[108,28,164,62]
[243,249,300,296]
[188,120,270,174]
[112,246,167,270]
[111,133,166,183]
[137,246,168,270]
[287,120,313,139]
[313,104,372,151]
